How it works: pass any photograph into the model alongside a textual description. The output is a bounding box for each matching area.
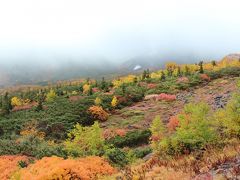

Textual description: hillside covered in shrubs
[0,55,240,179]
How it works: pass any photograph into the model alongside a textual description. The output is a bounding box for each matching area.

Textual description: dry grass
[118,140,240,180]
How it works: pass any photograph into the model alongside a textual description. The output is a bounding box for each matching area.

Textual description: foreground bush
[13,156,116,180]
[0,155,30,180]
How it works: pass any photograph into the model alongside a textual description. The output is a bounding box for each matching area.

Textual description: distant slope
[119,53,199,73]
[222,53,240,62]
[0,53,239,87]
[0,60,118,87]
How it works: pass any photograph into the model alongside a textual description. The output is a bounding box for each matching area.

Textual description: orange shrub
[88,105,109,121]
[103,129,127,139]
[103,129,115,140]
[0,155,30,180]
[167,116,179,131]
[14,156,116,180]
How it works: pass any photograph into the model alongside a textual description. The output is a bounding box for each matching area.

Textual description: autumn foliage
[177,77,189,83]
[167,116,179,131]
[88,105,109,121]
[144,93,176,101]
[111,96,118,108]
[200,74,211,81]
[157,93,176,101]
[147,83,157,89]
[13,156,116,180]
[12,101,37,112]
[0,155,30,180]
[103,129,127,140]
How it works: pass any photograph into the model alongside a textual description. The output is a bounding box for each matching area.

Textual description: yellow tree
[151,72,161,79]
[150,115,166,152]
[165,62,177,76]
[94,97,102,106]
[83,84,90,94]
[112,79,122,89]
[46,89,57,102]
[111,96,118,108]
[11,97,23,106]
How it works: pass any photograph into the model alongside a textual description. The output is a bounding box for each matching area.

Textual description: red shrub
[69,96,84,102]
[157,93,176,101]
[200,74,211,81]
[92,87,100,93]
[115,129,127,137]
[117,96,127,104]
[12,102,37,112]
[147,83,157,89]
[177,77,189,83]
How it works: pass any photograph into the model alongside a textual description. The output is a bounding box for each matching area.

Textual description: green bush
[207,67,240,80]
[105,147,128,167]
[132,147,152,158]
[188,74,201,87]
[64,121,105,157]
[18,160,28,168]
[150,115,166,152]
[125,86,145,102]
[0,136,67,159]
[214,84,240,138]
[107,129,151,148]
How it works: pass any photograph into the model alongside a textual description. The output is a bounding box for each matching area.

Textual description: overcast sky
[0,0,240,64]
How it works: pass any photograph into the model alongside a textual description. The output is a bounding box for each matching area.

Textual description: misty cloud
[0,0,239,65]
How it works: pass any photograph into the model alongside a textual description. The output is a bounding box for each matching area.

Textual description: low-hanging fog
[0,0,240,86]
